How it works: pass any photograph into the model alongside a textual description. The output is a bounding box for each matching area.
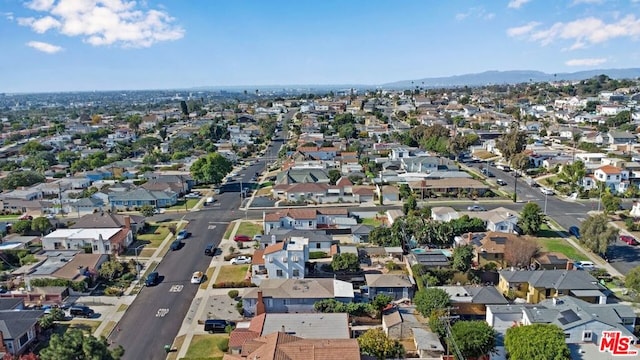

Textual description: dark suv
[69,305,94,318]
[145,272,159,286]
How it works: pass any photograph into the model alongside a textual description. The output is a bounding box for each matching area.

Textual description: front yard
[136,224,171,247]
[236,221,262,237]
[216,265,249,284]
[183,334,228,360]
[166,199,200,211]
[537,238,589,261]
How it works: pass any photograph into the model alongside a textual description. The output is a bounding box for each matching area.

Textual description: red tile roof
[598,165,622,174]
[264,242,285,255]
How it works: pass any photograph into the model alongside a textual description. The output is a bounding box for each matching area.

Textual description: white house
[262,237,309,280]
[42,228,132,255]
[593,165,629,193]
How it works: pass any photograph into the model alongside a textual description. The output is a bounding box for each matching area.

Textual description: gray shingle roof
[0,310,44,339]
[499,270,602,290]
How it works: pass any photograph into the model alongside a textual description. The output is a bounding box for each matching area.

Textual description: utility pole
[441,307,463,360]
[513,170,518,203]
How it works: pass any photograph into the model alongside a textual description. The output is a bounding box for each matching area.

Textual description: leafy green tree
[580,214,618,254]
[625,266,640,293]
[31,217,52,235]
[510,152,530,173]
[190,152,233,185]
[331,253,360,272]
[140,205,156,217]
[450,320,497,360]
[452,245,474,272]
[40,328,124,360]
[403,195,418,215]
[368,226,399,247]
[371,294,393,313]
[328,169,342,185]
[518,202,545,235]
[357,328,405,360]
[559,160,586,192]
[57,150,79,164]
[414,287,450,317]
[12,220,32,235]
[505,324,570,360]
[20,140,48,155]
[98,260,125,280]
[134,136,161,155]
[180,101,189,116]
[0,171,45,190]
[601,192,621,215]
[496,129,527,162]
[428,308,448,337]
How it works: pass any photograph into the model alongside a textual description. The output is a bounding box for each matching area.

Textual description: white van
[540,187,555,195]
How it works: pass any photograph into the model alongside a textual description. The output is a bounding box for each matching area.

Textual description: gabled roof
[70,213,143,229]
[499,270,603,291]
[597,165,622,174]
[365,274,413,288]
[244,279,354,299]
[0,310,44,339]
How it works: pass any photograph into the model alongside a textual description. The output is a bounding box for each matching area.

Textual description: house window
[18,332,29,348]
[583,331,593,342]
[276,270,283,277]
[308,221,313,226]
[93,245,98,251]
[565,333,570,339]
[104,244,110,251]
[54,242,62,250]
[545,289,552,297]
[316,243,321,249]
[293,269,300,277]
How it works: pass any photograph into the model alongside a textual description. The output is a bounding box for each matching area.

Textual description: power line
[440,307,464,360]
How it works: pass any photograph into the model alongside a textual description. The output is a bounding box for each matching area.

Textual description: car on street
[191,271,204,284]
[170,240,182,251]
[230,256,251,265]
[540,187,555,195]
[177,229,189,240]
[234,234,252,242]
[145,272,159,286]
[621,235,639,246]
[574,261,596,271]
[568,226,580,239]
[185,193,200,199]
[496,179,507,186]
[467,205,486,212]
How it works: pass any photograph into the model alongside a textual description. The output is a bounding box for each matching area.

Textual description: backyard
[216,265,249,284]
[183,334,228,360]
[361,217,386,226]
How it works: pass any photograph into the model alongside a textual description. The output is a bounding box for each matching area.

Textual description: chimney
[256,291,266,316]
[124,216,131,229]
[281,325,286,333]
[271,235,276,245]
[566,261,574,271]
[552,297,558,306]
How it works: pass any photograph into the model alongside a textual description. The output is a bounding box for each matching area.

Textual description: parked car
[253,234,262,241]
[574,261,596,271]
[230,256,251,265]
[204,243,217,256]
[145,272,159,286]
[621,235,639,246]
[568,226,580,239]
[467,205,486,212]
[177,229,189,241]
[234,234,252,242]
[191,271,204,284]
[204,319,236,334]
[170,240,182,251]
[540,187,555,195]
[185,193,200,199]
[496,179,507,186]
[69,305,94,318]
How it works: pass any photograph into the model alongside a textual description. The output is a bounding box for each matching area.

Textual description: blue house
[108,188,177,209]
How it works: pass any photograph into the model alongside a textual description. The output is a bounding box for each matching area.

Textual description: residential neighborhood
[3,74,640,360]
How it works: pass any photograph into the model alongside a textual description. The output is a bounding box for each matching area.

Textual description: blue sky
[1,0,640,92]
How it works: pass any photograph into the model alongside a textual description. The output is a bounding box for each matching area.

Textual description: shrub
[235,301,243,315]
[212,280,256,289]
[104,287,124,296]
[217,338,229,352]
[385,261,400,271]
[228,290,239,299]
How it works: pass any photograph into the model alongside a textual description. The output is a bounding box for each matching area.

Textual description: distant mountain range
[381,68,640,89]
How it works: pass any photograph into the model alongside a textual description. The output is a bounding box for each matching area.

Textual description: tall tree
[505,324,571,360]
[357,328,405,360]
[518,202,545,235]
[414,287,450,317]
[190,152,233,185]
[496,130,527,162]
[625,266,640,293]
[601,192,621,215]
[331,253,360,272]
[450,320,497,360]
[504,237,538,267]
[580,214,618,254]
[452,245,474,272]
[559,160,586,192]
[180,100,189,116]
[39,328,124,360]
[31,217,52,235]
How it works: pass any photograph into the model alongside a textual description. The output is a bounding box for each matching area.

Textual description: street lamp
[134,244,145,279]
[544,191,548,215]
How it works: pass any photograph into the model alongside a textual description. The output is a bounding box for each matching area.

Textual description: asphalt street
[109,116,288,359]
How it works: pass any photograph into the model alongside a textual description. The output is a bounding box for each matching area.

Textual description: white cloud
[565,58,607,66]
[17,0,184,48]
[507,21,541,37]
[455,7,495,21]
[572,0,604,4]
[508,0,532,9]
[26,40,63,53]
[2,12,14,21]
[514,15,640,48]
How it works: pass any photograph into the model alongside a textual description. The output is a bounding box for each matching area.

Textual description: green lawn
[183,334,228,359]
[259,181,274,188]
[236,221,262,237]
[0,214,20,220]
[537,223,560,238]
[537,238,589,261]
[200,267,217,290]
[136,224,170,247]
[166,199,199,210]
[216,265,249,284]
[361,217,385,226]
[223,223,235,240]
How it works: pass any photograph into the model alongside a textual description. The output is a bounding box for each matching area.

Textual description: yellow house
[498,270,608,304]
